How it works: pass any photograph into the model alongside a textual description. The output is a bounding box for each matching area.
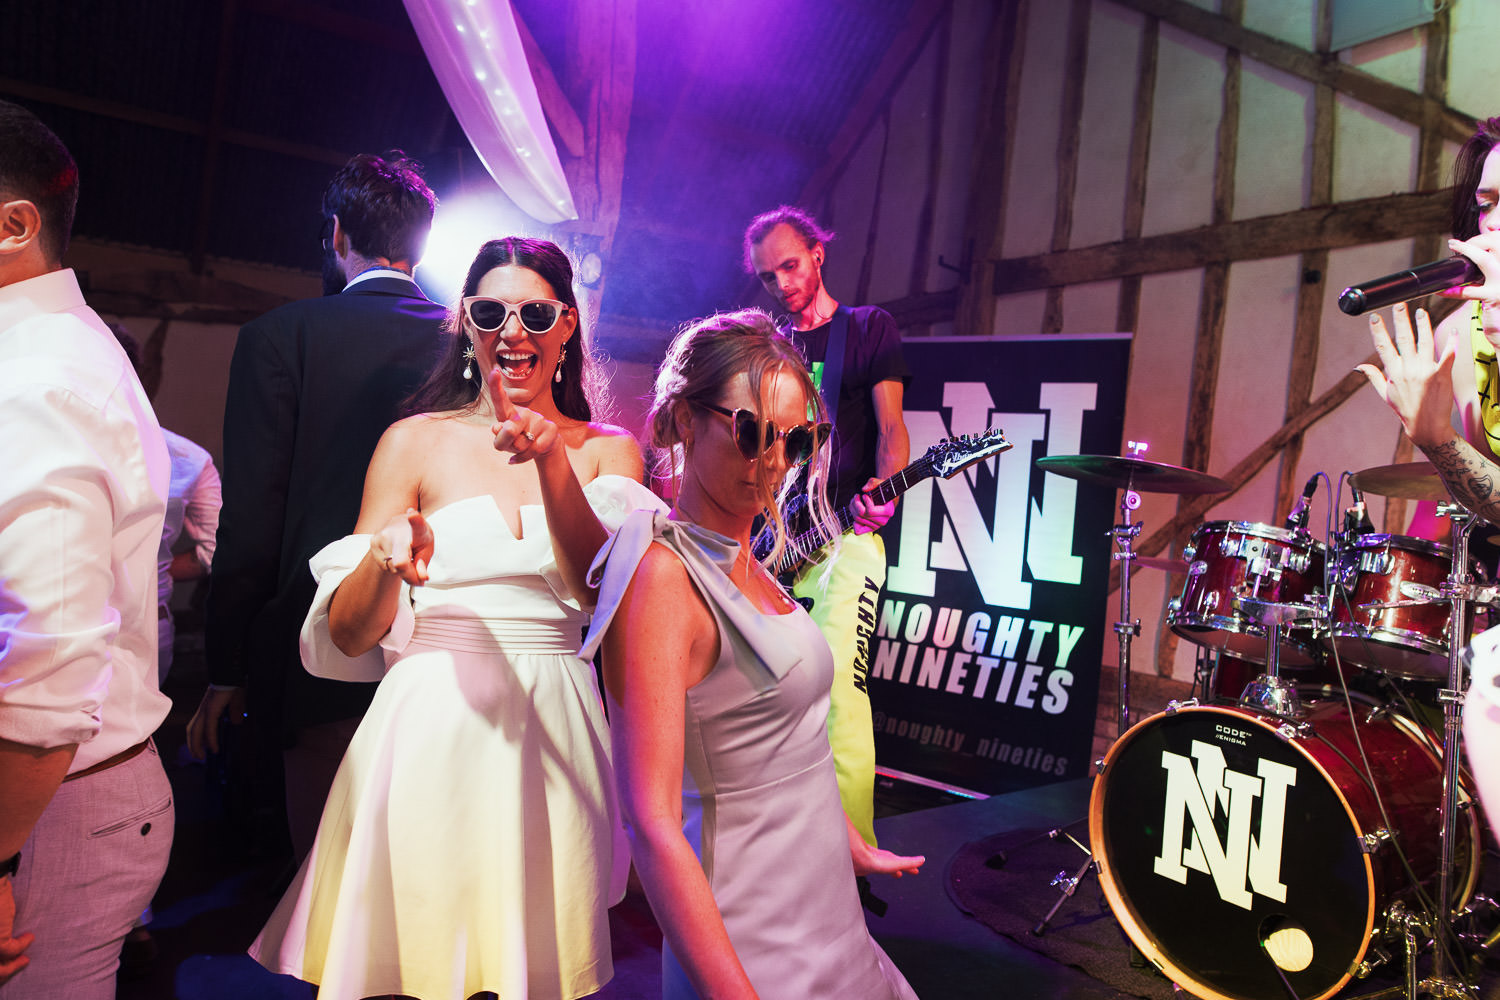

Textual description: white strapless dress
[251,475,665,1000]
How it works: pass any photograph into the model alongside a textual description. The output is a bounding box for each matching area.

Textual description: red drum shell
[1325,532,1474,681]
[1168,521,1326,668]
[1090,699,1478,1000]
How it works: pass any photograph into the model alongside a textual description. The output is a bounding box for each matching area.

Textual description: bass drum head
[1090,705,1378,1000]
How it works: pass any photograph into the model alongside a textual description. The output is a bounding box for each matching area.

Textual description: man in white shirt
[0,100,173,998]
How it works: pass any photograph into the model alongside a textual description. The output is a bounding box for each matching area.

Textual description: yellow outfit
[792,532,887,847]
[1471,302,1500,457]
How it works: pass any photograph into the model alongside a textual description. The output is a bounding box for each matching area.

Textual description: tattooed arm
[1419,438,1500,525]
[1357,300,1500,525]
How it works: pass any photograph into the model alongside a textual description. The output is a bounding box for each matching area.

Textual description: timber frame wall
[806,0,1486,685]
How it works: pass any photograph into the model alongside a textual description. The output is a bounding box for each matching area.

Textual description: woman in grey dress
[579,309,924,999]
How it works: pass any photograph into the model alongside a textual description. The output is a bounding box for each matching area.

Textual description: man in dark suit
[187,153,448,860]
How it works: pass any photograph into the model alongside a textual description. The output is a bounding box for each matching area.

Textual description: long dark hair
[402,237,595,421]
[1452,117,1500,239]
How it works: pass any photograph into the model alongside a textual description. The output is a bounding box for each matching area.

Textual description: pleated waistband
[409,616,583,654]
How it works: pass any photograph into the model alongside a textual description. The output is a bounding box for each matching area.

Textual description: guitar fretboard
[774,456,937,574]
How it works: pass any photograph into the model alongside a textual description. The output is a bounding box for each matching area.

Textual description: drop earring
[554,345,567,383]
[462,343,475,380]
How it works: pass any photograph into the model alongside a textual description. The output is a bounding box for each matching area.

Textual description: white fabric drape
[402,0,578,224]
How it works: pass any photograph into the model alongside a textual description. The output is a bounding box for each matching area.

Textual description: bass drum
[1090,698,1478,1000]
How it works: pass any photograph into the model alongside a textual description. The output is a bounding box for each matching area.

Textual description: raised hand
[369,506,434,585]
[487,366,558,464]
[1357,302,1458,451]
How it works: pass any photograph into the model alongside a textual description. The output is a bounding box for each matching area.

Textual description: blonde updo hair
[648,308,838,569]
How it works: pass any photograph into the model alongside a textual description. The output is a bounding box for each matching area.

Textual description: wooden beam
[1109,0,1473,145]
[906,6,954,333]
[956,0,1026,341]
[191,0,239,275]
[79,269,298,315]
[1043,0,1092,334]
[994,188,1449,293]
[879,288,960,330]
[855,112,894,306]
[1273,1,1333,524]
[561,0,637,253]
[0,77,351,167]
[1182,262,1228,474]
[1115,14,1158,334]
[512,3,586,158]
[1110,357,1378,593]
[795,0,951,211]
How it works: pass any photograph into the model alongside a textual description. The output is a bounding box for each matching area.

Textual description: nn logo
[1152,741,1298,910]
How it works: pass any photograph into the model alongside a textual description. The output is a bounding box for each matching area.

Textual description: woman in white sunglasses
[579,309,924,1000]
[251,237,663,1000]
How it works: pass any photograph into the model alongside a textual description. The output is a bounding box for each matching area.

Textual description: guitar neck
[780,457,936,571]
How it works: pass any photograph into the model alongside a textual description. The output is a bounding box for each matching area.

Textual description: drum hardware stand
[1110,483,1145,736]
[1354,507,1482,1000]
[1420,506,1478,998]
[1031,827,1101,936]
[1233,594,1326,719]
[1033,477,1149,936]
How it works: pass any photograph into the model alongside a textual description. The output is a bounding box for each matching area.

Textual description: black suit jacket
[205,276,447,734]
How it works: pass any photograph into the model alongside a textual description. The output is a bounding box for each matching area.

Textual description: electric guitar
[769,427,1013,579]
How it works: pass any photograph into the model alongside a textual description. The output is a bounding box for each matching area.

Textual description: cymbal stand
[1356,506,1480,1000]
[1032,479,1145,937]
[1110,480,1143,737]
[1421,505,1478,998]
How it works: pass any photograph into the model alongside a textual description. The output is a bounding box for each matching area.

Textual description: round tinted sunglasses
[462,296,569,334]
[697,402,832,466]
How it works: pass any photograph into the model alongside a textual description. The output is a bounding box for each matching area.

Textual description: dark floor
[111,626,1500,1000]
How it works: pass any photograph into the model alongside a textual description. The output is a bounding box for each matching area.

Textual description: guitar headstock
[926,427,1013,479]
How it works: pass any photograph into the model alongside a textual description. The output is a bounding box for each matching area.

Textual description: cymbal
[1349,461,1448,502]
[1036,454,1231,494]
[1133,555,1190,573]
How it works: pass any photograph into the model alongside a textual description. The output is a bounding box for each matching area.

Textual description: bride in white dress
[250,237,663,1000]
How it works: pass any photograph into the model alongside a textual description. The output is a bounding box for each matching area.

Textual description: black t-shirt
[786,305,910,512]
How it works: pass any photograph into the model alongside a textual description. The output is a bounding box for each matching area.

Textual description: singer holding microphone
[1345,118,1500,544]
[1356,227,1500,844]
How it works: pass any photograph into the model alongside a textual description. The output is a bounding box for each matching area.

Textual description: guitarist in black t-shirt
[744,206,911,851]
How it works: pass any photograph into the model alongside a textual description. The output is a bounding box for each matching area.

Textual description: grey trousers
[0,742,173,1000]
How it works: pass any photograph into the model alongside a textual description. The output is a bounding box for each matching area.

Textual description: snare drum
[1091,698,1478,1000]
[1326,533,1473,681]
[1168,521,1326,667]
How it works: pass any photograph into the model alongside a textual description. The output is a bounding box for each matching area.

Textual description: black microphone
[1286,474,1318,532]
[1343,484,1375,537]
[1337,256,1481,315]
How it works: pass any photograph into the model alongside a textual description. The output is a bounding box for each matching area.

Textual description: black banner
[871,334,1131,796]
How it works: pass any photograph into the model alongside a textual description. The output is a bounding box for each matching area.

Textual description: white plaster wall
[1061,279,1121,335]
[1449,0,1500,120]
[1140,24,1224,237]
[1241,0,1316,49]
[1001,0,1068,258]
[1071,2,1144,249]
[1118,268,1203,676]
[794,0,1500,692]
[1234,62,1313,219]
[1332,95,1417,202]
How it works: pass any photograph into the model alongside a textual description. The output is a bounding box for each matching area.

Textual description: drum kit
[1035,448,1499,1000]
